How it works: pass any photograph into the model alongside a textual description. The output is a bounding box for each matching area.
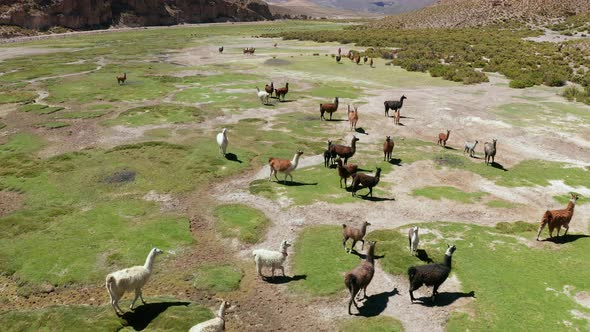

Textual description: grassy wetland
[0,18,590,332]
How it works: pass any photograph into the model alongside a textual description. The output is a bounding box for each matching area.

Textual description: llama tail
[344,273,355,292]
[106,275,116,299]
[407,266,417,281]
[342,224,347,228]
[268,157,274,164]
[256,87,260,92]
[541,210,552,225]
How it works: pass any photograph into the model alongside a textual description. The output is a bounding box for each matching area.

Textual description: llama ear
[447,243,450,248]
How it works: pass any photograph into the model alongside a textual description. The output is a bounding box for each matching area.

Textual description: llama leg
[274,171,279,182]
[536,223,546,240]
[256,258,262,277]
[556,226,561,237]
[360,239,365,251]
[409,287,416,303]
[549,226,554,238]
[138,289,146,305]
[280,266,285,276]
[432,285,439,302]
[350,240,357,253]
[343,237,348,251]
[362,285,368,299]
[130,290,140,309]
[271,267,275,278]
[563,224,569,236]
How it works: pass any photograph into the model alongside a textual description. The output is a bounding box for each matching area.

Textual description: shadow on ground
[121,301,190,330]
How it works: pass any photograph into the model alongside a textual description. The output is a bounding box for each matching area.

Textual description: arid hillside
[0,0,273,31]
[370,0,590,29]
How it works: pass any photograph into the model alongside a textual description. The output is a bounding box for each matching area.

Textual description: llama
[394,109,401,125]
[383,136,394,161]
[408,226,419,255]
[351,167,382,197]
[355,56,361,65]
[336,158,358,188]
[336,55,341,63]
[275,83,289,101]
[268,150,303,183]
[363,55,368,64]
[218,46,224,54]
[484,139,497,165]
[216,128,228,156]
[324,140,337,167]
[370,58,374,67]
[189,300,228,332]
[408,244,456,303]
[384,95,406,117]
[344,240,376,315]
[256,87,270,105]
[536,193,579,240]
[106,247,163,315]
[320,97,339,121]
[342,221,371,253]
[437,130,451,147]
[252,240,291,279]
[329,136,359,165]
[348,105,358,131]
[265,82,274,98]
[338,47,342,55]
[117,72,127,85]
[464,140,478,158]
[243,47,255,55]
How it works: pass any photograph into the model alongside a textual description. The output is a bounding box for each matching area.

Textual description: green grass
[0,122,5,130]
[213,204,270,244]
[0,90,36,104]
[56,110,109,119]
[485,199,519,209]
[192,264,243,292]
[412,186,486,203]
[372,222,590,331]
[101,104,207,127]
[35,121,70,129]
[339,316,404,332]
[19,104,64,115]
[290,225,361,296]
[432,150,590,188]
[0,299,213,331]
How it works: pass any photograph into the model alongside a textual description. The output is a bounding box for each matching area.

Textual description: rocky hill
[0,0,272,31]
[306,0,435,15]
[369,0,590,29]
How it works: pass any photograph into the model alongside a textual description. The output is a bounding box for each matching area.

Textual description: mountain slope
[270,0,435,14]
[370,0,590,29]
[268,0,374,18]
[0,0,272,31]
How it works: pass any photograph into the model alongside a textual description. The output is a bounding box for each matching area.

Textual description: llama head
[336,158,343,166]
[445,244,457,256]
[412,226,419,233]
[352,136,359,143]
[296,150,304,157]
[221,128,227,134]
[152,248,164,255]
[571,193,579,203]
[375,167,382,173]
[401,95,407,100]
[363,221,372,227]
[281,240,292,249]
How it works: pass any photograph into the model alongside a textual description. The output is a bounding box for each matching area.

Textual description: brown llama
[336,158,358,188]
[268,150,303,183]
[438,130,451,147]
[344,240,376,315]
[348,105,358,131]
[265,82,274,98]
[342,221,371,253]
[275,83,289,101]
[383,136,394,161]
[329,135,358,165]
[320,97,339,121]
[117,72,127,85]
[355,56,361,65]
[351,168,381,197]
[394,109,401,125]
[536,193,579,240]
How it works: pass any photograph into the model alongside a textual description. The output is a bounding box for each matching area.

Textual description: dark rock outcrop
[0,0,272,30]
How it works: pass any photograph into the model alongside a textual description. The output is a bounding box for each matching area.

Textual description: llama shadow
[327,119,348,122]
[415,249,433,263]
[355,168,373,173]
[395,123,405,127]
[490,162,508,171]
[328,164,337,169]
[278,99,296,103]
[121,301,190,330]
[443,146,457,150]
[358,195,395,202]
[263,274,307,284]
[278,181,318,187]
[400,115,413,119]
[355,288,400,317]
[225,153,242,163]
[350,250,385,260]
[262,102,275,107]
[355,128,368,135]
[543,234,589,244]
[415,291,475,307]
[388,158,402,166]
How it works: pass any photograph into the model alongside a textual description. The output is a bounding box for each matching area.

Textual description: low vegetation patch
[102,104,206,127]
[34,121,70,129]
[290,225,360,296]
[19,104,64,115]
[339,316,404,332]
[0,299,213,331]
[192,264,243,292]
[214,204,270,244]
[412,186,486,204]
[56,110,109,119]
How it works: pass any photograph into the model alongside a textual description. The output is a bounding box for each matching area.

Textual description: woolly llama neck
[217,301,227,318]
[444,245,456,268]
[366,241,376,264]
[291,151,303,167]
[144,248,160,272]
[279,240,290,256]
